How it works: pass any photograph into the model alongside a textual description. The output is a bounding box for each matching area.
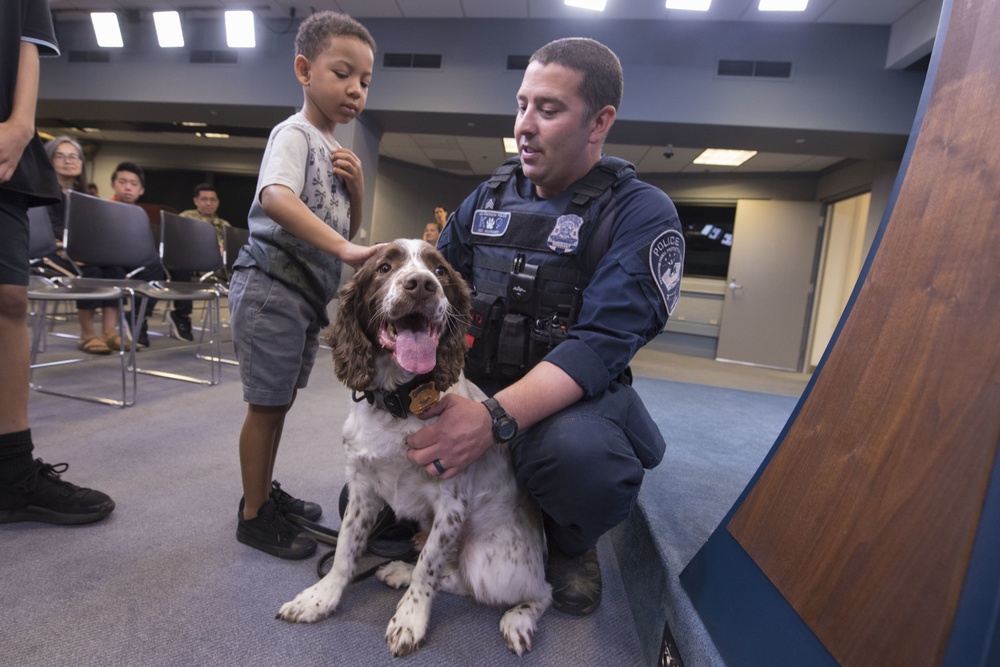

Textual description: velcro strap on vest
[570,156,634,207]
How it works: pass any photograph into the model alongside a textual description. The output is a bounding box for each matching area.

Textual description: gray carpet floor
[4,312,804,666]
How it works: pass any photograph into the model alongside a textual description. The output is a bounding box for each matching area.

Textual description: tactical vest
[465,156,635,382]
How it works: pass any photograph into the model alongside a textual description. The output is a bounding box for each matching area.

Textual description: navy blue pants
[507,380,665,556]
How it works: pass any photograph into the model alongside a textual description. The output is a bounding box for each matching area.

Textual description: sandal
[104,334,132,351]
[79,336,112,355]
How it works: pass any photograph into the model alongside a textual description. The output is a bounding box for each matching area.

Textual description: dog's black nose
[403,272,437,298]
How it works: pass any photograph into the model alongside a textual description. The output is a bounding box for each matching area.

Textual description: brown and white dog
[277,239,551,657]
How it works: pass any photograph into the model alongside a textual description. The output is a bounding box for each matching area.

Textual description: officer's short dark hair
[112,161,144,186]
[530,38,623,122]
[295,11,376,61]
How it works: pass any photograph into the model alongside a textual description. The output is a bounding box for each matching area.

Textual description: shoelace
[17,460,72,492]
[270,481,303,513]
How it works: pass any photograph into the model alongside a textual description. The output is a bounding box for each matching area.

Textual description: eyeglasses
[53,152,82,162]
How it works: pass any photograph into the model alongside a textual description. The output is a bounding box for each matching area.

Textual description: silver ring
[433,459,446,474]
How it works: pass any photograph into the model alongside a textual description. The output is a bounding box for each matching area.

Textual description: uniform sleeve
[545,181,684,397]
[23,0,60,57]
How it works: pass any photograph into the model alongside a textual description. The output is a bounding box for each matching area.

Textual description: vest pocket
[498,314,530,378]
[466,293,505,379]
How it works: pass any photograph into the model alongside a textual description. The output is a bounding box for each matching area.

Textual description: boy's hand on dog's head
[342,242,385,270]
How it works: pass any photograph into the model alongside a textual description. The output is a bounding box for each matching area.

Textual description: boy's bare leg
[239,403,289,520]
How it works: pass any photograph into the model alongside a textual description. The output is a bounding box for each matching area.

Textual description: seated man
[108,162,175,346]
[170,182,233,340]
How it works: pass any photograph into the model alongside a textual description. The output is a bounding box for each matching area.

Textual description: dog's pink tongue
[395,329,437,374]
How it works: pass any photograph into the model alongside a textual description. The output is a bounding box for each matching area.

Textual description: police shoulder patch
[649,229,685,316]
[472,209,510,237]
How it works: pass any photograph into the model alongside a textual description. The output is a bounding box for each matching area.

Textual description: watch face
[497,419,517,441]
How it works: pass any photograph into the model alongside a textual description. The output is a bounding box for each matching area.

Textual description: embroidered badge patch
[649,229,685,316]
[472,209,511,237]
[546,214,585,254]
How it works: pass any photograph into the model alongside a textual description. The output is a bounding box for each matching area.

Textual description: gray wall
[41,18,925,140]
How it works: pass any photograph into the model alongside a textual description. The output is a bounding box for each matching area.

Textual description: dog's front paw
[500,607,538,656]
[385,590,430,657]
[375,560,414,589]
[276,584,338,624]
[385,613,426,657]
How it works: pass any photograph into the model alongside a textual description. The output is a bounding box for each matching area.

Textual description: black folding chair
[63,191,223,387]
[27,205,138,407]
[155,211,226,374]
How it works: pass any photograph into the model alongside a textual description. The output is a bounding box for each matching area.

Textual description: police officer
[405,37,684,616]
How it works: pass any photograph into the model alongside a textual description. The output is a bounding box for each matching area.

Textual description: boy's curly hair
[295,11,377,60]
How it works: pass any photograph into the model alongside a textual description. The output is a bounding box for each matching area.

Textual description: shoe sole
[551,594,602,616]
[0,501,115,525]
[236,529,317,559]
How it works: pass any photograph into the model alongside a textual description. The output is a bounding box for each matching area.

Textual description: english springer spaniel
[277,239,551,657]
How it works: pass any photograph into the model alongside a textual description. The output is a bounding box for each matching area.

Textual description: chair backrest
[223,225,250,275]
[64,190,160,269]
[27,206,58,259]
[159,211,224,274]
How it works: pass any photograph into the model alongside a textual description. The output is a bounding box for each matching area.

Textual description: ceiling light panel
[153,11,184,48]
[90,12,123,48]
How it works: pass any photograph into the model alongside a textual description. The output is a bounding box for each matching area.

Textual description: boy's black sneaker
[136,320,150,348]
[546,545,602,616]
[237,498,316,559]
[0,459,115,525]
[270,480,322,521]
[168,311,194,341]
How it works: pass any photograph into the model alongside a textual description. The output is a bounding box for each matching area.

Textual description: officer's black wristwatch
[483,397,518,443]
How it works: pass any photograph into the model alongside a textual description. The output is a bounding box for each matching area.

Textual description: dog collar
[353,375,440,419]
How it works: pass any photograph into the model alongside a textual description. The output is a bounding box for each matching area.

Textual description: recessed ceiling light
[666,0,712,10]
[503,138,518,154]
[181,121,208,127]
[693,149,757,166]
[153,11,184,48]
[90,12,123,48]
[225,11,256,48]
[565,0,607,11]
[759,0,809,11]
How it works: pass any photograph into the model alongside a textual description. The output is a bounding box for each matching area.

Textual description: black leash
[287,508,420,581]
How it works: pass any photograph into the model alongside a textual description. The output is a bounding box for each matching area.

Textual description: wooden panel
[726,1,1000,666]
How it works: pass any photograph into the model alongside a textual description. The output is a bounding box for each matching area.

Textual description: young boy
[228,12,380,558]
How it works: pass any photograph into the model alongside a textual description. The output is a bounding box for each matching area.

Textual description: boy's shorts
[228,267,321,406]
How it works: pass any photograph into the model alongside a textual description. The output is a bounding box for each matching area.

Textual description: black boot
[546,545,602,615]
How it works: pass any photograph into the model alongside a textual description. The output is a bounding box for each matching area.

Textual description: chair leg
[29,293,137,408]
[136,296,222,385]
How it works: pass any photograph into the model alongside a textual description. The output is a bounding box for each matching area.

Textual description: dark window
[676,204,736,279]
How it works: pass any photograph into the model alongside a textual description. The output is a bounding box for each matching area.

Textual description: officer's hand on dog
[405,394,494,480]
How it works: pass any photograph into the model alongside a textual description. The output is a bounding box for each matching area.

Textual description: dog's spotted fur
[276,239,551,657]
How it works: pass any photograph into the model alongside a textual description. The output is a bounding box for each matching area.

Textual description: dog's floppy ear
[326,265,376,390]
[431,263,472,391]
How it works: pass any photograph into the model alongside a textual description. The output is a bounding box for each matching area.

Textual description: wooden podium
[680,0,1000,665]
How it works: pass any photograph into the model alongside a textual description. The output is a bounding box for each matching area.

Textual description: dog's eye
[376,262,392,273]
[434,265,448,277]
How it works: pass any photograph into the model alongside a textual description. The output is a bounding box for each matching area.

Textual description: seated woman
[43,136,127,354]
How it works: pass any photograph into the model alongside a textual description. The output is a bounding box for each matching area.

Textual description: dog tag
[408,382,440,415]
